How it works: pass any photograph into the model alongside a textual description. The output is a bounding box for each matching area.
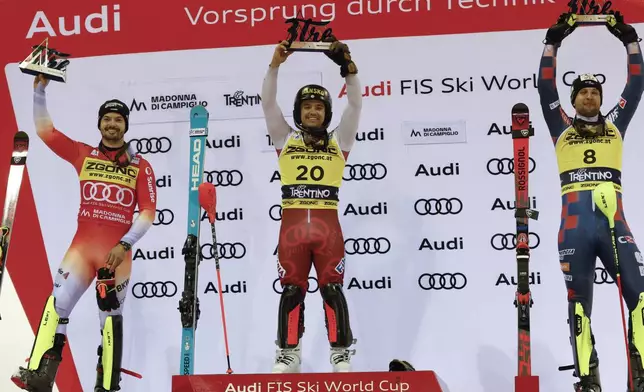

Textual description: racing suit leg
[310,210,355,372]
[12,227,96,391]
[558,192,601,390]
[596,193,644,390]
[272,209,313,373]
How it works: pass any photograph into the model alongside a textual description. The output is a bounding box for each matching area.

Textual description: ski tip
[190,105,209,118]
[512,103,529,113]
[13,131,29,151]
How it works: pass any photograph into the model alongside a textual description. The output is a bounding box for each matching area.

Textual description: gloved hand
[606,12,640,46]
[96,267,120,311]
[323,35,358,78]
[544,13,577,46]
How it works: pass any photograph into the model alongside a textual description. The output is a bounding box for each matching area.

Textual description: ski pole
[198,182,233,375]
[593,181,633,391]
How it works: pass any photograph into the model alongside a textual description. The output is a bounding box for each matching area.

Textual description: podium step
[172,370,444,392]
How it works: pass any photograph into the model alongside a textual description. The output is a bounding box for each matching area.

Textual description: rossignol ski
[511,103,540,392]
[178,106,209,375]
[0,131,29,320]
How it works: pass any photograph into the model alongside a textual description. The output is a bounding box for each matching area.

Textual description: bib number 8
[296,165,325,181]
[583,149,596,164]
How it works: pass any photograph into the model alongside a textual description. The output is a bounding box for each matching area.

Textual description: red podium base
[172,370,443,392]
[515,375,539,392]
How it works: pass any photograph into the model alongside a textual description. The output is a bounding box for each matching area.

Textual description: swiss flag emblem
[619,97,627,109]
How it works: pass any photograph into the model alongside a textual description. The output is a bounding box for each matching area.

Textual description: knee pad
[321,283,354,348]
[28,295,68,371]
[568,301,596,377]
[99,315,123,391]
[277,285,305,348]
[630,293,644,375]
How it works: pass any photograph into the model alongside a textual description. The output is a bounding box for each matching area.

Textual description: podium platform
[172,370,444,392]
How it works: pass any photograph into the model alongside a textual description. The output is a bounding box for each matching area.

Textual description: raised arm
[121,157,157,247]
[537,14,578,143]
[33,75,81,164]
[261,41,293,153]
[603,17,643,137]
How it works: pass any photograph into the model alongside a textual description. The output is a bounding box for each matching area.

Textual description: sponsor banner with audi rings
[12,16,644,392]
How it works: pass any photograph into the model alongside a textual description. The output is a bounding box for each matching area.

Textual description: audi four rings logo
[132,281,178,298]
[345,237,391,255]
[269,205,282,221]
[418,273,467,290]
[490,232,540,250]
[486,157,536,175]
[343,163,387,181]
[595,267,614,284]
[204,170,243,187]
[273,277,319,294]
[153,209,174,226]
[82,182,135,207]
[414,198,463,215]
[200,242,247,259]
[129,137,172,154]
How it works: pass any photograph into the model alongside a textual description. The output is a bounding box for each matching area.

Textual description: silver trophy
[574,14,614,25]
[19,38,70,83]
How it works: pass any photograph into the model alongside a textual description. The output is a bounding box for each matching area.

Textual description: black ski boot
[10,333,66,392]
[94,345,121,392]
[573,364,602,392]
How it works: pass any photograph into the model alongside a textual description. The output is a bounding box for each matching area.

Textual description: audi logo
[273,277,319,294]
[129,137,172,154]
[344,237,391,255]
[343,163,387,181]
[594,267,614,284]
[269,205,282,221]
[490,233,540,250]
[486,157,536,175]
[414,198,463,216]
[132,281,177,298]
[418,273,467,290]
[82,182,134,207]
[200,242,247,260]
[204,170,243,187]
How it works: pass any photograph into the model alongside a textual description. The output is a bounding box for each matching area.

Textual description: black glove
[323,35,358,78]
[544,13,577,46]
[606,12,640,46]
[96,267,120,311]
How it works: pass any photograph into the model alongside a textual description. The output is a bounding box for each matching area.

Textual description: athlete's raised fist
[33,74,49,90]
[323,35,358,78]
[270,40,293,68]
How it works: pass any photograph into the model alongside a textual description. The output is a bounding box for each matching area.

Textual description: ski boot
[10,333,66,392]
[330,345,356,373]
[572,363,602,392]
[272,340,302,373]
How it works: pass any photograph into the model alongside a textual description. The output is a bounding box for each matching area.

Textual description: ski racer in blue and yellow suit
[538,12,643,392]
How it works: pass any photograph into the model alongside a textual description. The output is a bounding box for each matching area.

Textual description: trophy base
[287,41,332,52]
[575,14,612,25]
[19,63,66,83]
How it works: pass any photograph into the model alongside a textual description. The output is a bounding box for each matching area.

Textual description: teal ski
[178,105,209,375]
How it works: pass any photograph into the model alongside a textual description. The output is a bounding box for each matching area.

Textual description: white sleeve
[336,74,363,152]
[261,66,291,149]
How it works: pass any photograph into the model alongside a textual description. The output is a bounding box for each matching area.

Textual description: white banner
[4,24,644,392]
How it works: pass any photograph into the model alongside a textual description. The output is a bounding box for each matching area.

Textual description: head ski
[511,103,540,392]
[0,131,29,320]
[178,106,209,375]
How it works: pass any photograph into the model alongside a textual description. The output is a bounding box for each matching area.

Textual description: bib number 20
[296,165,325,181]
[583,149,596,164]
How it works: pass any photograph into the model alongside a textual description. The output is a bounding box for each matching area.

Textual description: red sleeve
[136,158,157,217]
[37,126,83,165]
